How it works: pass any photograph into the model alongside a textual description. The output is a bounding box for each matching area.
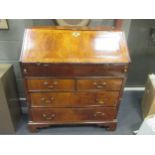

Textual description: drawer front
[30,107,117,122]
[22,63,127,77]
[27,79,75,91]
[30,92,119,107]
[77,78,122,91]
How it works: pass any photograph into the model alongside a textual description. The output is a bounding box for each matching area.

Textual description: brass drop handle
[41,97,45,101]
[23,68,27,74]
[41,97,54,103]
[96,100,104,104]
[43,81,58,89]
[93,82,106,89]
[94,112,105,117]
[42,113,55,120]
[50,97,55,101]
[45,100,51,103]
[124,66,128,73]
[48,85,54,89]
[43,81,49,85]
[96,85,103,89]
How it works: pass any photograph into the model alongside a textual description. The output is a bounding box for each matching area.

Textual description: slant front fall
[21,28,130,63]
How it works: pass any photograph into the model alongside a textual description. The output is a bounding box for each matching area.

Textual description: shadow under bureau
[20,26,131,132]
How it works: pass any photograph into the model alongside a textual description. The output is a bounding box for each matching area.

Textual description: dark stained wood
[30,91,119,107]
[98,120,117,131]
[115,19,123,29]
[21,63,128,77]
[27,79,75,91]
[28,120,117,132]
[20,27,130,132]
[27,78,122,92]
[28,124,38,132]
[30,107,116,122]
[77,78,122,91]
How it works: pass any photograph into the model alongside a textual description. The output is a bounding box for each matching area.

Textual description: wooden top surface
[20,27,130,64]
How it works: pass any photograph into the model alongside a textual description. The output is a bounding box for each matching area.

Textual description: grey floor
[16,91,143,135]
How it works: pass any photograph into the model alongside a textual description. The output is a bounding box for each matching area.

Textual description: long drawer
[30,107,117,122]
[30,91,120,107]
[22,63,127,77]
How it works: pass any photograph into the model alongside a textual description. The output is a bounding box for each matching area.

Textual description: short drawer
[30,91,119,107]
[77,78,122,91]
[30,107,117,122]
[27,79,75,91]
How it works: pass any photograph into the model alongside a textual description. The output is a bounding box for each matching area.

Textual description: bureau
[20,26,130,132]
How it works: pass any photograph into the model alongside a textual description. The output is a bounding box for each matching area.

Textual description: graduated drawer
[27,79,75,91]
[30,91,119,107]
[77,78,122,91]
[30,107,116,122]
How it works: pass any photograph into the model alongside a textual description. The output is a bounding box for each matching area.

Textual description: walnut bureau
[20,26,131,132]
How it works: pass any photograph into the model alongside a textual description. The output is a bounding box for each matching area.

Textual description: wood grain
[30,107,117,122]
[20,27,130,63]
[27,79,75,91]
[77,78,122,91]
[21,63,128,77]
[30,91,120,107]
[20,27,130,132]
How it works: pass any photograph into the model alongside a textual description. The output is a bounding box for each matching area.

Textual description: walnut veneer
[20,26,130,132]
